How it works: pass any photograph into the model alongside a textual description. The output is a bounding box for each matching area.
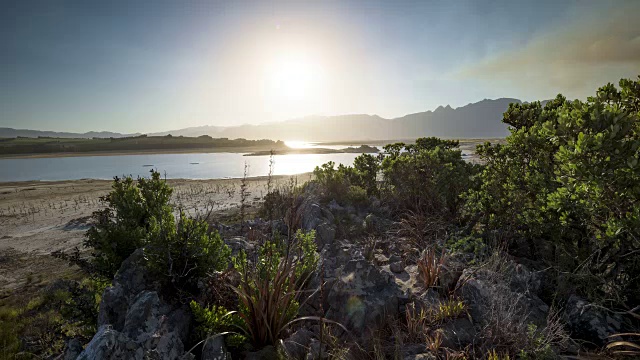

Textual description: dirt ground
[0,174,312,299]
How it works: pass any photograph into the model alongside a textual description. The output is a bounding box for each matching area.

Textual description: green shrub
[189,301,246,348]
[466,76,640,305]
[346,185,368,208]
[447,234,487,258]
[84,170,173,278]
[146,211,231,290]
[380,137,479,218]
[0,307,21,359]
[313,161,351,202]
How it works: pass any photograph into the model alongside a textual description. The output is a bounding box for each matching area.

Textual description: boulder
[282,328,315,359]
[326,259,402,338]
[63,338,84,360]
[293,196,336,249]
[77,250,192,360]
[201,336,230,360]
[565,295,624,347]
[456,262,549,328]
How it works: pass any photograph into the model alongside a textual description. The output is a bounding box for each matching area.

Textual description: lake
[0,152,365,182]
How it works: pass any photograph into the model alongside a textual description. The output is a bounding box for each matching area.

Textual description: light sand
[0,174,311,296]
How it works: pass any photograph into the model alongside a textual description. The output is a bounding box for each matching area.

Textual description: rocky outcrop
[326,258,402,337]
[565,295,624,347]
[75,249,192,360]
[456,261,549,328]
[293,196,336,249]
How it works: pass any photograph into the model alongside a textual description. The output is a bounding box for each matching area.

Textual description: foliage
[447,234,487,259]
[189,301,246,348]
[145,211,231,291]
[380,137,479,218]
[0,278,106,360]
[466,76,640,305]
[432,298,466,322]
[83,170,173,278]
[313,161,352,202]
[233,230,319,348]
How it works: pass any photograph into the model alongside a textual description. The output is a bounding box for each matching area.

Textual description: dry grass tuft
[417,247,446,289]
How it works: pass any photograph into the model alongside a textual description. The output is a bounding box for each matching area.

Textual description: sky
[1,0,639,133]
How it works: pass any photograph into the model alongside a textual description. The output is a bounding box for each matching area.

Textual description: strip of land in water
[0,135,290,158]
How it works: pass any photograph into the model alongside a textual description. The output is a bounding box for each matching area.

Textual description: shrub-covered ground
[2,76,640,359]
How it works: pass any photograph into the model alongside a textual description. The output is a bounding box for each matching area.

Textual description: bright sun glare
[267,52,323,104]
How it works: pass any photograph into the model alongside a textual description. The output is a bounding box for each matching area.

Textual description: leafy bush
[233,230,319,348]
[145,211,231,291]
[346,185,368,208]
[313,161,351,202]
[189,301,246,348]
[447,234,487,258]
[466,76,640,305]
[83,170,173,278]
[380,137,478,218]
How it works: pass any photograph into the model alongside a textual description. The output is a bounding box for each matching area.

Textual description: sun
[267,52,321,102]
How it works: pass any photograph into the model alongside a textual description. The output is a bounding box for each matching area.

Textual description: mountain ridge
[1,98,527,141]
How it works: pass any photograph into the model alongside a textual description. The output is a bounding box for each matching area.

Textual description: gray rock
[294,197,336,249]
[98,249,152,330]
[456,263,549,328]
[63,338,84,360]
[404,354,436,360]
[82,250,192,359]
[201,336,230,360]
[438,318,476,348]
[390,261,405,273]
[282,328,315,359]
[565,295,623,347]
[364,213,392,233]
[245,345,277,360]
[326,259,402,338]
[77,326,131,360]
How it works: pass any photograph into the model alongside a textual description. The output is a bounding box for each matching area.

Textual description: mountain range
[1,98,524,141]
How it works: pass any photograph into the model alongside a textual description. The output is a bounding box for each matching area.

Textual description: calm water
[0,152,365,182]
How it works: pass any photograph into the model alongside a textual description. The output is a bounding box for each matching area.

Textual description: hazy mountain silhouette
[3,98,523,140]
[0,128,139,139]
[154,98,521,141]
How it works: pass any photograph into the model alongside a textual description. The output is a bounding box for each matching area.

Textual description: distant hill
[3,98,526,141]
[0,128,138,139]
[150,98,522,141]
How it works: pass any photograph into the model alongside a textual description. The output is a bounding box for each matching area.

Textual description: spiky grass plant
[233,229,322,348]
[417,247,446,289]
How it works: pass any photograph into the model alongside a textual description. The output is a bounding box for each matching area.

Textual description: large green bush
[466,77,640,305]
[84,170,173,278]
[379,137,478,219]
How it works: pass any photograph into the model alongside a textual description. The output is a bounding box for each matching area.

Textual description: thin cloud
[459,3,640,99]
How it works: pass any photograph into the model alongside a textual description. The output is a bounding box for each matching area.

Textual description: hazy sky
[2,0,639,133]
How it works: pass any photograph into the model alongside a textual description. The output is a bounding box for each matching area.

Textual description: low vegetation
[0,134,287,156]
[3,76,639,359]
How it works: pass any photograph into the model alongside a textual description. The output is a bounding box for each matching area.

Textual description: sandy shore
[0,174,311,254]
[0,174,311,296]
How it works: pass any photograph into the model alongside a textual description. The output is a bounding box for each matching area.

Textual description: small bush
[83,170,173,278]
[146,211,231,291]
[346,185,368,208]
[189,301,246,348]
